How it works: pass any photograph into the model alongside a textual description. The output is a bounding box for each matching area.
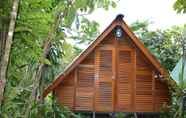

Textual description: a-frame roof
[43,14,167,97]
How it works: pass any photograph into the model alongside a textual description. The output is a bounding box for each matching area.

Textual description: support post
[134,112,138,118]
[92,112,96,118]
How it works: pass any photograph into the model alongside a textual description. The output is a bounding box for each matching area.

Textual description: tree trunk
[0,0,20,108]
[23,2,70,116]
[23,12,62,118]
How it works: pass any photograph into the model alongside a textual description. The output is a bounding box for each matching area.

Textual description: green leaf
[111,1,117,8]
[43,58,51,65]
[64,6,76,27]
[74,0,88,9]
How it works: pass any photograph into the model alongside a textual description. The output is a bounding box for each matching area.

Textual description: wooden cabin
[44,14,170,113]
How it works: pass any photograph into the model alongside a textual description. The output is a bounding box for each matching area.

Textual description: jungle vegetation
[0,0,186,117]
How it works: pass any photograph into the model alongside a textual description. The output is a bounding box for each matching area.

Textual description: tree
[24,0,116,117]
[131,21,184,71]
[0,0,20,110]
[174,0,186,13]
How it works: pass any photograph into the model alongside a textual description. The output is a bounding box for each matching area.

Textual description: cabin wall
[55,71,75,110]
[54,31,170,113]
[135,51,153,112]
[154,79,170,111]
[95,37,115,112]
[116,34,135,112]
[75,51,95,111]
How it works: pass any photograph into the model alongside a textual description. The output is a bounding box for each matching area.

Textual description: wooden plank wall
[116,35,135,112]
[136,51,153,112]
[55,71,75,110]
[54,31,170,112]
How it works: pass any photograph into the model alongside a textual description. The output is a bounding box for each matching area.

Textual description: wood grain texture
[95,47,114,112]
[46,17,170,113]
[55,71,75,109]
[44,16,168,98]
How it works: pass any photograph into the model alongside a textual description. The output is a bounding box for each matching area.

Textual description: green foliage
[159,86,186,118]
[0,0,12,29]
[114,112,136,118]
[69,16,100,44]
[115,112,126,118]
[1,0,186,117]
[131,21,184,71]
[159,31,186,118]
[77,17,100,44]
[174,0,186,14]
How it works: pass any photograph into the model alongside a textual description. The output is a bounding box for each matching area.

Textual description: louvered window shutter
[95,49,114,112]
[75,66,94,111]
[117,50,133,111]
[136,53,153,111]
[55,72,75,110]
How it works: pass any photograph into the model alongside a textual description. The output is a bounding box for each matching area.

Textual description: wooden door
[116,49,134,111]
[95,47,115,112]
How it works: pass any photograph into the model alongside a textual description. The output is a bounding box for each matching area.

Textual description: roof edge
[43,18,119,97]
[43,15,168,98]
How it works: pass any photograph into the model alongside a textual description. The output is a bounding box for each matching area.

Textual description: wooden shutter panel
[99,50,113,77]
[136,75,153,111]
[97,82,113,110]
[117,50,133,111]
[55,71,75,110]
[155,79,169,111]
[136,53,153,112]
[95,49,114,112]
[75,66,94,111]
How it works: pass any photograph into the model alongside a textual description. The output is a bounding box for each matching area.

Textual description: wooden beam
[94,48,99,112]
[73,69,78,110]
[78,64,94,68]
[152,71,156,111]
[113,36,118,111]
[133,49,136,111]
